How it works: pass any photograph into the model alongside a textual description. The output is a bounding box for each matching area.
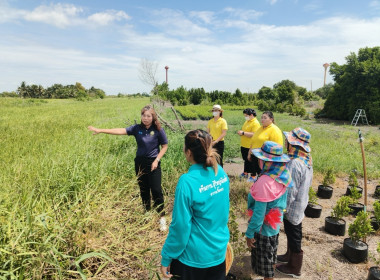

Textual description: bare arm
[238,130,254,138]
[151,144,168,171]
[88,126,127,135]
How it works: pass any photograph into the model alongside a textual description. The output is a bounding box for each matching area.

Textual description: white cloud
[0,2,130,28]
[88,10,130,26]
[189,11,215,24]
[24,3,83,28]
[149,9,211,37]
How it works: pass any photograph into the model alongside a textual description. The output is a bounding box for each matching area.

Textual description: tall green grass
[0,97,187,279]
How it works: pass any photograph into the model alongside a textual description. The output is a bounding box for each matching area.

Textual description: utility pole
[323,63,330,86]
[165,66,169,84]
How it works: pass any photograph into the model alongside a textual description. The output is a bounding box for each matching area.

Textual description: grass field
[0,97,379,279]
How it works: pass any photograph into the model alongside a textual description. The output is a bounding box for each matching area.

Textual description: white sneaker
[159,217,167,232]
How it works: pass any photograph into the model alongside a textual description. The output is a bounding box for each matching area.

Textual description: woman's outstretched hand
[88,126,100,135]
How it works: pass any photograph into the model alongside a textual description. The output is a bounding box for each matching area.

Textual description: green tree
[315,83,334,99]
[320,46,380,124]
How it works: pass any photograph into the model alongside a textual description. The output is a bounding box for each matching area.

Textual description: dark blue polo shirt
[126,124,168,158]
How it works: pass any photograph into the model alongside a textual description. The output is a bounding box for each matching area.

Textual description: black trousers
[170,259,226,280]
[249,154,262,177]
[134,156,164,214]
[214,141,224,167]
[283,218,302,253]
[240,147,255,174]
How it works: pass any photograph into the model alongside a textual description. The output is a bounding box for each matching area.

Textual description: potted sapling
[348,186,365,217]
[304,186,322,218]
[367,242,380,280]
[317,167,335,199]
[325,196,351,236]
[346,171,363,197]
[371,201,380,232]
[375,183,380,199]
[343,210,373,263]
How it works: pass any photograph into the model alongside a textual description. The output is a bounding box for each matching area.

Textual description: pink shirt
[250,175,287,202]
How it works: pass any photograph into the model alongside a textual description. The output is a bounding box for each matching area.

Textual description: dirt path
[223,162,380,280]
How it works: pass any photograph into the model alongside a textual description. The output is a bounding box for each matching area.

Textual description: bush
[374,201,380,222]
[331,196,352,220]
[348,211,373,244]
[308,187,318,205]
[348,171,359,187]
[323,168,336,187]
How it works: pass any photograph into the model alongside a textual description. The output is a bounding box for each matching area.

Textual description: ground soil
[223,160,380,280]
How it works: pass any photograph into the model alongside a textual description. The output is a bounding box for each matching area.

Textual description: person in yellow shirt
[207,104,228,167]
[237,108,260,182]
[248,111,283,177]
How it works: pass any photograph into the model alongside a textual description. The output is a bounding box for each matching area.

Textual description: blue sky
[1,0,380,95]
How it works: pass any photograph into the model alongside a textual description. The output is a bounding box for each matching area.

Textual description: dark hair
[243,108,257,117]
[185,129,220,174]
[140,105,162,130]
[262,111,275,124]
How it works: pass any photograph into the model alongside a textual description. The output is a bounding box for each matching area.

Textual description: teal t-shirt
[161,164,230,268]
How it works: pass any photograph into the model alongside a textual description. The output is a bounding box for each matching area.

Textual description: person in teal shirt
[160,129,230,280]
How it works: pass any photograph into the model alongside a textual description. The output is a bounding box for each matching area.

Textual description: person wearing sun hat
[245,141,293,280]
[207,104,228,167]
[276,127,312,279]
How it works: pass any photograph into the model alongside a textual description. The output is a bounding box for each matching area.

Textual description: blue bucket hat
[252,141,290,163]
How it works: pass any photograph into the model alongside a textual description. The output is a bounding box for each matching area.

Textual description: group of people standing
[88,104,313,280]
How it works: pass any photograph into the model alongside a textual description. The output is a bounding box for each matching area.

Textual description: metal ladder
[351,109,369,126]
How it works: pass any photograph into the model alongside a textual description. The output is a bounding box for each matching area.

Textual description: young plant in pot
[371,201,380,232]
[325,196,351,236]
[348,186,365,217]
[367,242,380,280]
[343,210,373,263]
[317,168,335,199]
[346,171,363,196]
[375,183,380,199]
[305,187,322,218]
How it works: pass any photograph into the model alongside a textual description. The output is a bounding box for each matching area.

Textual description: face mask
[245,116,250,121]
[212,111,219,117]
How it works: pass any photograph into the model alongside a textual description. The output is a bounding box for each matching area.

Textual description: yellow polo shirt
[250,123,283,148]
[241,117,261,148]
[207,117,228,141]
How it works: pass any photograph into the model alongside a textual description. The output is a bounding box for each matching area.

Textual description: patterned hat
[210,104,224,112]
[283,127,311,152]
[252,141,290,162]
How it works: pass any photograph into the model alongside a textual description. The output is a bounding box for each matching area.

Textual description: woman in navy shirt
[88,105,168,230]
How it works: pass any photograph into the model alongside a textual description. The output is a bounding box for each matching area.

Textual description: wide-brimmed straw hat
[283,127,311,152]
[252,141,290,163]
[210,104,224,112]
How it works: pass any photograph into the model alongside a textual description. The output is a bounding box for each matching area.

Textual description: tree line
[152,80,322,117]
[0,82,105,100]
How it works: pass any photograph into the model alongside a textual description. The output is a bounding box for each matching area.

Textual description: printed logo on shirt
[150,131,155,136]
[138,131,143,135]
[199,175,228,196]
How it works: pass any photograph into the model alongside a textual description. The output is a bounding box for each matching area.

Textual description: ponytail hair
[185,129,220,174]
